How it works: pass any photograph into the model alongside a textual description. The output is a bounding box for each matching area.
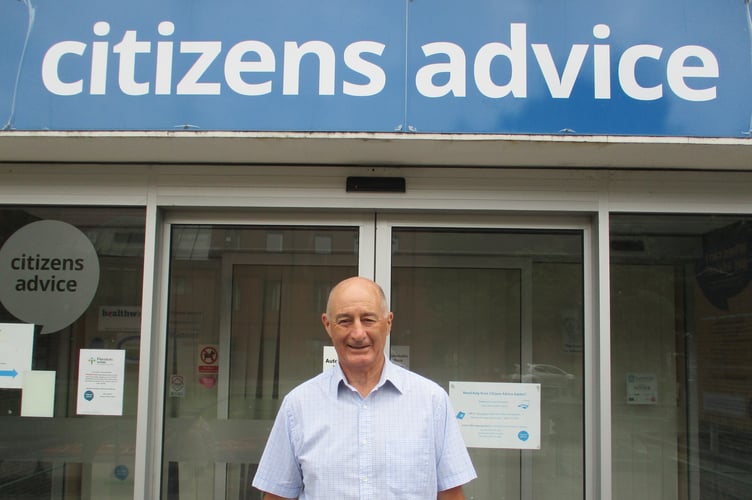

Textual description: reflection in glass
[162,225,357,499]
[0,206,145,500]
[390,227,584,500]
[611,215,752,500]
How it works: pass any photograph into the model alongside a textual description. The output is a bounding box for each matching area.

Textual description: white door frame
[142,209,600,500]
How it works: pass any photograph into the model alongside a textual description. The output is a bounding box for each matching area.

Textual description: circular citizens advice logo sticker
[0,220,100,333]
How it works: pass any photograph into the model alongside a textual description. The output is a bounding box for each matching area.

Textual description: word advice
[42,21,718,102]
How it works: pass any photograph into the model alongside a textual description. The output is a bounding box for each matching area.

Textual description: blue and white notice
[449,381,541,450]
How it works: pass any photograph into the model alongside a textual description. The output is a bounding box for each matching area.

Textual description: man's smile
[347,343,371,350]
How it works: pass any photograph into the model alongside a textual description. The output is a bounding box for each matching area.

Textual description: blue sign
[114,465,129,481]
[1,0,751,136]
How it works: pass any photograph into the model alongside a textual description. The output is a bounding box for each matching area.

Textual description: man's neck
[342,357,386,398]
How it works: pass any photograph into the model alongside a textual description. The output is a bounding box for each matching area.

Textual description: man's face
[322,278,392,375]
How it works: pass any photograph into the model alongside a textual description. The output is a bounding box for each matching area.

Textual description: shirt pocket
[385,438,431,498]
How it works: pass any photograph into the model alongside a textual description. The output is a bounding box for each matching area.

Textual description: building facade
[1,1,751,499]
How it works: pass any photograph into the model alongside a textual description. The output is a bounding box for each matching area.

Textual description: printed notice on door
[77,349,125,416]
[0,323,34,389]
[449,381,541,450]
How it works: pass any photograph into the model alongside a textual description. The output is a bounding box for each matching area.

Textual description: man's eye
[361,318,377,325]
[336,319,352,327]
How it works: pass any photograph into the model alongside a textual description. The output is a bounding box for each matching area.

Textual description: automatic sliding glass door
[377,219,586,500]
[161,221,367,500]
[159,214,588,500]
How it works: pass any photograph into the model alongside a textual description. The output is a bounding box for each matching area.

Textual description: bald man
[253,276,476,500]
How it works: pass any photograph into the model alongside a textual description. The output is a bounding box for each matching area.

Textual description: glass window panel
[0,206,145,500]
[610,214,752,500]
[161,225,358,500]
[390,227,584,500]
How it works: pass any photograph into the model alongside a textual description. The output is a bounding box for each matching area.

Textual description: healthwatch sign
[1,0,751,137]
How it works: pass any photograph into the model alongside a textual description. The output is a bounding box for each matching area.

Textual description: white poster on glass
[323,345,338,372]
[626,373,658,405]
[0,323,34,389]
[76,349,126,416]
[21,371,56,417]
[449,381,541,449]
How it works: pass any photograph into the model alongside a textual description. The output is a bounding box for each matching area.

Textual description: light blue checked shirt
[252,359,476,499]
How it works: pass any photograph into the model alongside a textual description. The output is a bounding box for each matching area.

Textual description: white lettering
[155,21,175,95]
[343,41,386,97]
[619,44,663,100]
[42,41,86,96]
[532,43,588,98]
[474,23,527,98]
[177,41,222,95]
[225,41,276,96]
[416,42,466,97]
[666,46,718,102]
[283,41,336,95]
[90,21,110,95]
[112,30,151,96]
[39,20,719,105]
[593,24,611,99]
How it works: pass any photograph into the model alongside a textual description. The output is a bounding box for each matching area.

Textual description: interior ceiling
[0,131,750,170]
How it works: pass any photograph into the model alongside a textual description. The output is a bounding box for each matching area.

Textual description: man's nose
[350,320,368,339]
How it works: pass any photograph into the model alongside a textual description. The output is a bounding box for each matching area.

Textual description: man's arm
[262,493,297,500]
[438,485,465,500]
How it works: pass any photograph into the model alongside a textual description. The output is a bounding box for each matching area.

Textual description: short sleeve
[251,398,303,498]
[436,392,478,491]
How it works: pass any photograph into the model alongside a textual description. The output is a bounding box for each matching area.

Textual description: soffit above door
[0,131,750,171]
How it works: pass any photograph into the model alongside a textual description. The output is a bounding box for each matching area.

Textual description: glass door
[376,216,586,500]
[160,217,372,500]
[159,213,588,500]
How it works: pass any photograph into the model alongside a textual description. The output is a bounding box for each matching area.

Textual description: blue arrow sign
[0,369,19,378]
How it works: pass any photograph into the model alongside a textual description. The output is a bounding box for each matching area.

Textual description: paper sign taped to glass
[449,381,541,449]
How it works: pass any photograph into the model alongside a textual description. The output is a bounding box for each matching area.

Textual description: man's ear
[322,313,333,338]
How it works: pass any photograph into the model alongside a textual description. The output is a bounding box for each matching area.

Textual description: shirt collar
[329,358,405,398]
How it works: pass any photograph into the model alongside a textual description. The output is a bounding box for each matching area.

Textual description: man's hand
[262,493,296,500]
[438,485,465,500]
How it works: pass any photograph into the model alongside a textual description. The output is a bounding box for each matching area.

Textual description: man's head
[322,277,393,377]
